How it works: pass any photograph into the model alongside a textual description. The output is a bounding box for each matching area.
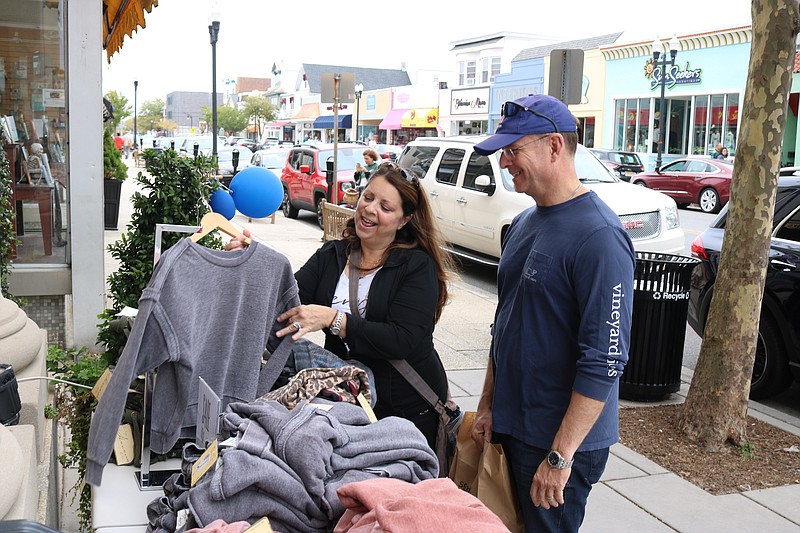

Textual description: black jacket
[295,240,448,418]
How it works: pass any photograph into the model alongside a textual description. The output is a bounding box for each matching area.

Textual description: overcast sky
[102,0,754,108]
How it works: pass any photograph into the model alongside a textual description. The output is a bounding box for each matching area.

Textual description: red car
[280,144,359,228]
[631,157,733,213]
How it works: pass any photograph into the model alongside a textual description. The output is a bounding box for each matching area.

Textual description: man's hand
[531,460,570,509]
[471,407,493,450]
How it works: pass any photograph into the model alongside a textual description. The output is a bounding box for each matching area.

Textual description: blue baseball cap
[474,94,578,156]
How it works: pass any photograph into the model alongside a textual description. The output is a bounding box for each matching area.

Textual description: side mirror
[474,174,496,195]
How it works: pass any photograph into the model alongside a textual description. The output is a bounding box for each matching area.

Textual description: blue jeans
[496,433,609,533]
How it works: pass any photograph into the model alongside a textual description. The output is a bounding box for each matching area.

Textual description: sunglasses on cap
[500,101,560,133]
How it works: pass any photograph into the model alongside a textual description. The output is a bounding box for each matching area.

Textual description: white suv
[397,136,684,266]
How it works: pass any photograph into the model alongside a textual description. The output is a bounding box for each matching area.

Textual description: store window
[613,100,625,150]
[725,93,738,153]
[578,117,595,148]
[1,1,69,266]
[480,57,501,84]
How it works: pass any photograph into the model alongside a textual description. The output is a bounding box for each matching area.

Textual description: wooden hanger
[190,212,252,245]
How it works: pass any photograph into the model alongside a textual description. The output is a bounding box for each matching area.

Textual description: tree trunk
[678,0,800,450]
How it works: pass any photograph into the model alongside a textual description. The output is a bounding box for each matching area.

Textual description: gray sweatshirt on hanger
[86,238,300,486]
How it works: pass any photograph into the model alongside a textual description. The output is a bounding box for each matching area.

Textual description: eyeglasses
[377,161,420,188]
[500,101,560,133]
[500,135,551,160]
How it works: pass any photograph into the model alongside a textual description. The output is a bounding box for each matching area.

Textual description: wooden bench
[321,200,354,241]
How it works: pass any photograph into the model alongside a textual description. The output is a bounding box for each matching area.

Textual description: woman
[353,149,381,190]
[230,163,454,447]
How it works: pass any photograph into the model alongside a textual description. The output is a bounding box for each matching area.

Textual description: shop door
[667,99,689,156]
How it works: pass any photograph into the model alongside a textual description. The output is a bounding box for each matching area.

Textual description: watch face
[547,451,560,467]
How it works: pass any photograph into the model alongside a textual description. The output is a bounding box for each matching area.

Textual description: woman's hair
[363,149,380,162]
[342,163,455,322]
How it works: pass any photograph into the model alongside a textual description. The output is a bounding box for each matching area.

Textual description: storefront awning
[378,108,410,130]
[401,108,438,128]
[313,115,353,129]
[292,103,320,120]
[103,0,159,62]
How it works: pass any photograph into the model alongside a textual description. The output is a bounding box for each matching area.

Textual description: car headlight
[664,205,680,230]
[339,181,353,193]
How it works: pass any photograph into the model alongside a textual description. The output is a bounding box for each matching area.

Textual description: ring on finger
[291,321,301,332]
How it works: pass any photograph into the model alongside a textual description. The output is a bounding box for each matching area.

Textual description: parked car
[280,143,359,227]
[631,157,733,213]
[227,136,246,146]
[589,149,644,181]
[396,135,684,266]
[236,138,259,151]
[373,143,403,162]
[688,175,800,399]
[251,147,290,175]
[216,146,253,187]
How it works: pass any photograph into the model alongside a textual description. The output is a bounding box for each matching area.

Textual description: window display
[1,0,69,264]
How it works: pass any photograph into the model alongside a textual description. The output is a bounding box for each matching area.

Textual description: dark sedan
[688,175,800,399]
[590,149,644,181]
[631,157,733,213]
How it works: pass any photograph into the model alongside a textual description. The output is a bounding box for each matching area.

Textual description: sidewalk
[93,162,800,532]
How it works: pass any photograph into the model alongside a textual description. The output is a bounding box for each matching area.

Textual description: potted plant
[0,149,23,306]
[103,129,128,230]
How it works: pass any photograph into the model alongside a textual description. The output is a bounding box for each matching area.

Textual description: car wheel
[316,196,326,229]
[282,188,298,219]
[634,181,647,187]
[699,188,721,213]
[749,313,792,399]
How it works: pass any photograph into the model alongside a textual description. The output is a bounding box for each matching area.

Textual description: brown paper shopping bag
[448,411,481,492]
[476,442,524,533]
[449,412,524,533]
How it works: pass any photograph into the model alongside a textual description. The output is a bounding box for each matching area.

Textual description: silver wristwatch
[546,450,574,469]
[329,310,345,336]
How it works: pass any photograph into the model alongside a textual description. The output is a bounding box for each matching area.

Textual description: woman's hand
[225,228,252,251]
[276,304,338,340]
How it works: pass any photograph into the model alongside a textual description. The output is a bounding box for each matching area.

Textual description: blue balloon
[209,188,236,220]
[229,167,283,218]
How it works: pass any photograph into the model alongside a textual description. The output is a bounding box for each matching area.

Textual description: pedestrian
[123,131,133,159]
[713,143,723,158]
[227,162,455,449]
[353,148,381,191]
[114,132,124,151]
[470,94,635,533]
[716,147,728,160]
[368,133,378,149]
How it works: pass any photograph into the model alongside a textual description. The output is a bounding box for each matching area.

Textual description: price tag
[113,424,135,465]
[248,517,274,533]
[191,439,218,487]
[196,377,221,447]
[357,393,377,423]
[92,368,113,401]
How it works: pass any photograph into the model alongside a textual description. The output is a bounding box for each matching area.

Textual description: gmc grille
[619,211,660,241]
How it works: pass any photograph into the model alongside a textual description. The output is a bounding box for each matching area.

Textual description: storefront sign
[43,88,65,108]
[450,87,490,115]
[644,61,702,91]
[401,108,438,128]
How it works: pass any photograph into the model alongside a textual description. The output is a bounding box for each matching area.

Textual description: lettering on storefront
[450,88,490,115]
[644,60,702,91]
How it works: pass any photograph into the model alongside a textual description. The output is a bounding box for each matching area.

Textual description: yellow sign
[191,439,218,486]
[401,108,438,128]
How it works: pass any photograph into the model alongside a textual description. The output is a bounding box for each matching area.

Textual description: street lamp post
[354,83,363,143]
[187,114,193,132]
[133,80,138,149]
[209,12,221,157]
[652,35,680,171]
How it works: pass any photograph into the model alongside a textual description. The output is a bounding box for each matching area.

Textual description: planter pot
[104,178,123,230]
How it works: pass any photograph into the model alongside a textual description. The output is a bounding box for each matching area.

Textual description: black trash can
[104,178,123,230]
[620,252,700,402]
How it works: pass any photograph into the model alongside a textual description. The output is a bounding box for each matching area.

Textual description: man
[471,94,635,533]
[123,131,133,159]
